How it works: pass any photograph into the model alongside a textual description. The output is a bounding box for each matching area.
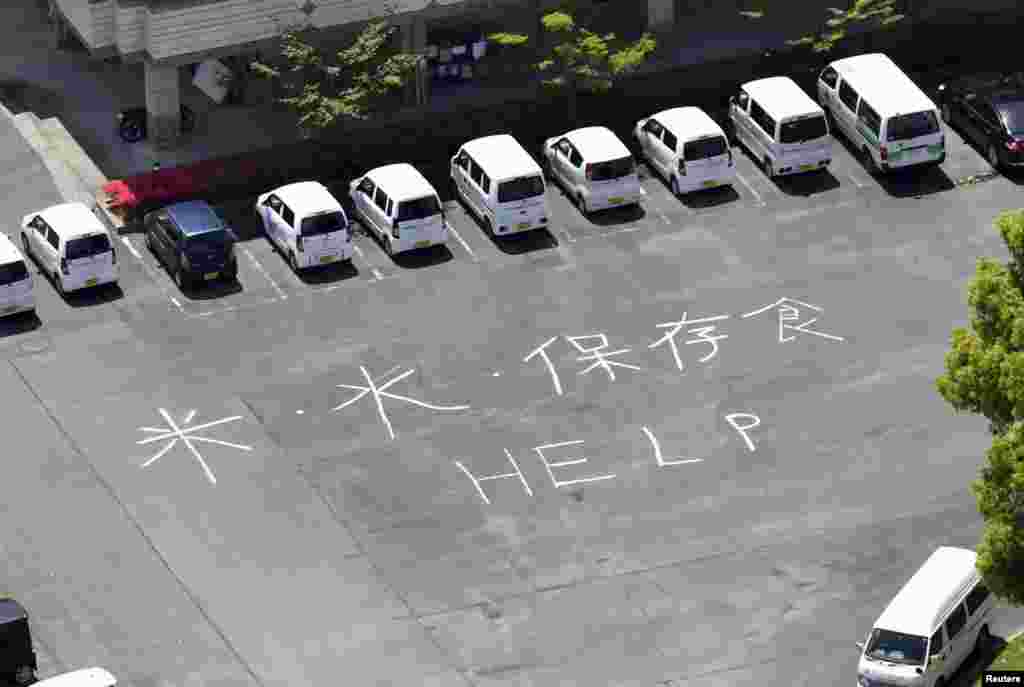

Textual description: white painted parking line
[186,297,281,319]
[241,246,287,300]
[352,244,383,280]
[120,236,184,312]
[445,221,477,261]
[734,169,767,206]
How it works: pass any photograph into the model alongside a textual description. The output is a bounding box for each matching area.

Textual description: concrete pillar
[400,15,428,106]
[647,0,675,30]
[144,60,181,150]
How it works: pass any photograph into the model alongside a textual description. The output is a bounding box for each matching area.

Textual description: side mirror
[729,96,736,106]
[855,641,864,651]
[937,84,946,92]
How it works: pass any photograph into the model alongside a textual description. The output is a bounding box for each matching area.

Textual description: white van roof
[462,134,542,181]
[34,667,117,687]
[28,203,108,239]
[367,163,437,201]
[829,53,937,118]
[0,232,25,264]
[274,181,342,216]
[742,76,823,121]
[874,546,979,637]
[654,107,726,142]
[564,126,631,162]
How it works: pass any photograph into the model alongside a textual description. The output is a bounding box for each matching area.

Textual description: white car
[633,106,735,196]
[21,202,118,295]
[0,232,34,317]
[34,667,116,687]
[349,163,447,255]
[256,181,353,271]
[542,126,643,215]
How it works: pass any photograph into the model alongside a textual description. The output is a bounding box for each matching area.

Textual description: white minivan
[0,232,34,317]
[633,106,735,195]
[818,52,944,173]
[543,126,643,214]
[451,134,549,235]
[256,181,353,271]
[34,667,116,687]
[350,163,447,254]
[856,546,994,687]
[20,202,118,295]
[729,76,832,177]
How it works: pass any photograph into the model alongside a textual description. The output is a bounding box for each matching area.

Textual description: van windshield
[0,261,28,285]
[865,629,927,666]
[65,234,112,261]
[683,136,728,161]
[589,156,635,181]
[779,115,828,143]
[498,175,545,203]
[300,211,347,237]
[397,196,441,222]
[886,110,940,141]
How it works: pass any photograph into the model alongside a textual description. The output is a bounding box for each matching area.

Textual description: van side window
[857,100,882,138]
[643,119,664,137]
[281,204,295,227]
[662,130,678,152]
[820,66,838,88]
[46,227,60,250]
[944,603,967,640]
[749,100,776,137]
[469,159,484,186]
[838,80,860,112]
[480,172,491,193]
[569,148,583,166]
[929,628,943,655]
[30,216,47,236]
[966,583,991,615]
[386,198,394,216]
[374,187,390,212]
[736,90,750,110]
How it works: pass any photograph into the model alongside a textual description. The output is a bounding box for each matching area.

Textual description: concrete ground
[3,102,1023,686]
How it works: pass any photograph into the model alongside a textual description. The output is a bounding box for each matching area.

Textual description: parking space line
[352,244,383,280]
[186,296,281,319]
[642,185,684,222]
[120,236,184,312]
[734,169,767,206]
[241,246,287,300]
[445,221,477,261]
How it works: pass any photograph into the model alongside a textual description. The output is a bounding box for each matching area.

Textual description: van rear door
[64,233,115,288]
[778,114,832,171]
[496,175,546,234]
[395,195,445,250]
[682,135,733,189]
[0,259,31,315]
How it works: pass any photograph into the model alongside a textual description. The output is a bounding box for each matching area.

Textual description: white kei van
[451,134,549,236]
[633,106,735,195]
[256,181,353,271]
[0,232,34,317]
[542,126,643,214]
[856,546,994,687]
[818,53,945,173]
[20,202,118,295]
[34,667,116,687]
[729,76,832,177]
[349,163,447,255]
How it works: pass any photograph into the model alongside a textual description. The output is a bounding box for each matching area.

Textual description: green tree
[740,0,904,53]
[937,208,1024,605]
[487,8,656,125]
[249,16,419,133]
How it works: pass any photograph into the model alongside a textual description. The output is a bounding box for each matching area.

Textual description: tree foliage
[249,19,419,131]
[937,209,1024,604]
[740,0,904,53]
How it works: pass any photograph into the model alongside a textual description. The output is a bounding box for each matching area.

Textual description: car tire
[762,156,774,179]
[175,267,187,290]
[577,192,588,216]
[863,147,880,175]
[483,216,493,237]
[21,234,32,259]
[941,103,952,125]
[670,176,681,197]
[54,271,64,295]
[975,625,991,656]
[289,250,300,272]
[14,665,34,686]
[988,144,1001,170]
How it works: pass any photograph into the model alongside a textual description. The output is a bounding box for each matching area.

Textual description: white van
[729,76,832,177]
[256,181,353,271]
[451,134,549,235]
[856,546,994,687]
[818,53,945,173]
[542,126,643,214]
[34,667,116,687]
[0,233,34,317]
[20,203,118,295]
[349,163,447,255]
[633,106,735,195]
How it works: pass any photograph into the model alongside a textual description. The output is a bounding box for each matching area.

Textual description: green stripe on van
[856,121,880,147]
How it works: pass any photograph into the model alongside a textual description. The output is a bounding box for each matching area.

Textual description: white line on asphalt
[561,229,577,243]
[734,170,766,206]
[445,221,477,261]
[120,236,184,312]
[242,246,286,300]
[352,244,383,280]
[844,170,867,189]
[186,297,280,319]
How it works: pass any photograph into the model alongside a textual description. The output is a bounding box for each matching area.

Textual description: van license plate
[608,197,624,204]
[320,255,336,264]
[85,277,97,287]
[702,180,718,188]
[799,164,815,172]
[517,222,530,230]
[415,240,431,248]
[204,272,218,280]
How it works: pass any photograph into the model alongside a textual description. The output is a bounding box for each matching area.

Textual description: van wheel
[762,156,775,179]
[670,176,681,197]
[483,216,494,237]
[289,250,300,272]
[941,103,952,124]
[21,234,31,259]
[175,267,187,290]
[975,625,991,655]
[863,146,881,175]
[54,271,64,295]
[988,144,1001,170]
[577,192,589,215]
[14,665,34,685]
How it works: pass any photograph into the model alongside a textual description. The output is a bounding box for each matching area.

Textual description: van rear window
[397,196,441,222]
[65,234,111,261]
[886,110,940,141]
[683,136,728,161]
[300,211,347,237]
[779,115,828,144]
[498,175,545,203]
[589,156,635,181]
[0,261,28,285]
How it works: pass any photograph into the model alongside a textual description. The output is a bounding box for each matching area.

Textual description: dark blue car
[143,201,238,290]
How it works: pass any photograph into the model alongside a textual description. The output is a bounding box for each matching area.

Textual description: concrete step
[37,116,108,191]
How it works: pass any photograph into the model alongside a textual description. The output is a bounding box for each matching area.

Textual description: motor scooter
[117,104,195,143]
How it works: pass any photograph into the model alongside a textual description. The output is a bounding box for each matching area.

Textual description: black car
[143,201,238,290]
[0,598,37,686]
[936,72,1024,170]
